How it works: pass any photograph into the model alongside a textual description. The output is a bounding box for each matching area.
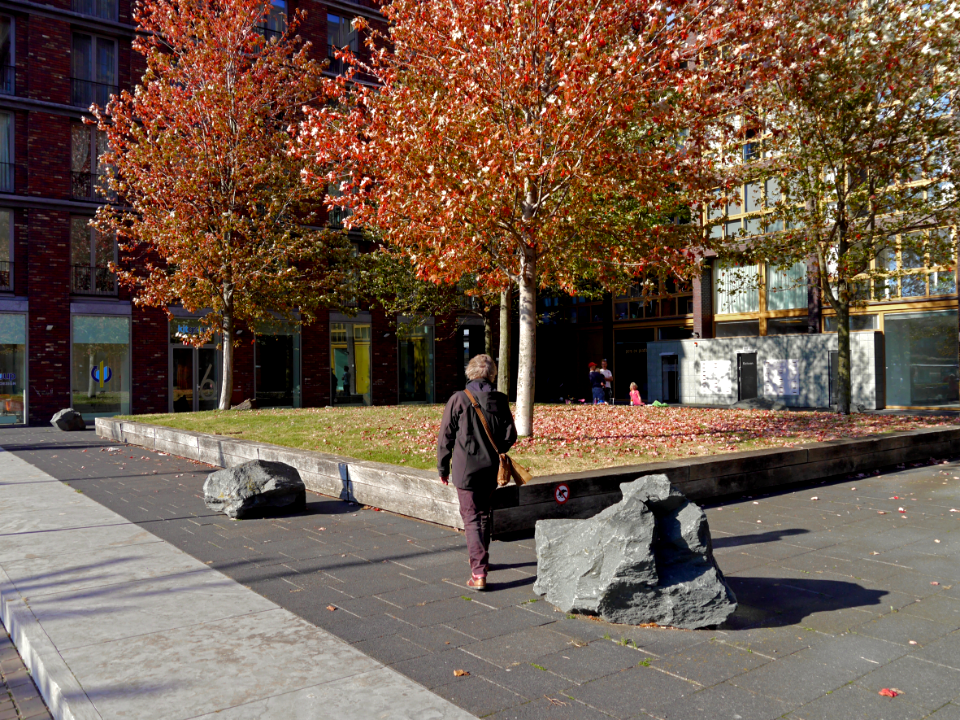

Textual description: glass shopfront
[399,324,434,403]
[885,310,960,407]
[72,315,130,418]
[0,313,25,424]
[170,318,220,412]
[331,321,371,405]
[255,324,301,408]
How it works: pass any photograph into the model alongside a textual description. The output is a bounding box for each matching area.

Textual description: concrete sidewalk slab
[0,449,472,720]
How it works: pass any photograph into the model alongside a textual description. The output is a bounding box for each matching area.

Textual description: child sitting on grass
[629,382,644,406]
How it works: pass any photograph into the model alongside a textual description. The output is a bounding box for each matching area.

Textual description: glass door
[197,349,219,411]
[172,347,193,412]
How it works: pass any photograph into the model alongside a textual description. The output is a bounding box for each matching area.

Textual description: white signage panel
[699,359,732,395]
[763,359,799,396]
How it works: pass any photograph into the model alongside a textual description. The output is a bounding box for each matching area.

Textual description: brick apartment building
[0,0,488,426]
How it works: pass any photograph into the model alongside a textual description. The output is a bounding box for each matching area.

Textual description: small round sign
[554,483,570,505]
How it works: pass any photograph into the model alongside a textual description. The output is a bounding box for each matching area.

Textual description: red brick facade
[0,0,465,425]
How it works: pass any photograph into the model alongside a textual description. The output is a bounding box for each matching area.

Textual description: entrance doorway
[661,354,679,403]
[171,346,219,412]
[737,352,758,401]
[255,332,300,408]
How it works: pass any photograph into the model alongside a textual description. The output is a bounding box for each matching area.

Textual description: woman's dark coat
[437,379,518,491]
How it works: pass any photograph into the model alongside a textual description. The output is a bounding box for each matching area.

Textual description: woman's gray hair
[465,354,498,382]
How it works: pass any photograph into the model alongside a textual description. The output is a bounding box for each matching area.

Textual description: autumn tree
[722,0,960,413]
[299,0,749,435]
[94,0,354,410]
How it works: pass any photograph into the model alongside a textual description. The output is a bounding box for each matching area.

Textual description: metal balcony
[72,264,117,296]
[71,78,118,109]
[0,261,12,291]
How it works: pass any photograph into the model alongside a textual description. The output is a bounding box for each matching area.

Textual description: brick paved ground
[3,425,960,720]
[0,623,53,720]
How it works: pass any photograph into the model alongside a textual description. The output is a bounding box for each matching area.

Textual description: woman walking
[437,354,517,590]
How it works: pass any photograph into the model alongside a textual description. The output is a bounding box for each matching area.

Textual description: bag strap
[463,389,500,454]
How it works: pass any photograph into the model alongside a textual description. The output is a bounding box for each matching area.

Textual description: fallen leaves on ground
[326,605,337,611]
[453,669,469,677]
[879,688,901,697]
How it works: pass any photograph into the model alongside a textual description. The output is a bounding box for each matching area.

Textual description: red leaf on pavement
[879,688,899,698]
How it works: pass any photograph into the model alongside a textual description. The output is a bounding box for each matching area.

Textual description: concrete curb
[96,418,960,534]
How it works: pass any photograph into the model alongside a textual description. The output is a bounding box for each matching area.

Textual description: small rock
[203,460,306,519]
[50,409,86,431]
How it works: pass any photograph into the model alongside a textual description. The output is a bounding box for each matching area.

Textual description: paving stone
[852,655,960,711]
[461,626,578,668]
[926,703,960,720]
[565,665,699,719]
[857,610,958,646]
[449,606,553,642]
[390,596,491,628]
[655,681,793,720]
[473,661,575,700]
[390,648,503,690]
[352,634,432,664]
[433,675,528,717]
[652,639,772,687]
[899,594,960,627]
[791,683,926,720]
[483,696,621,720]
[529,640,644,685]
[911,629,960,669]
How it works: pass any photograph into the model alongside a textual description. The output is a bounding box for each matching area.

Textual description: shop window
[72,315,130,418]
[331,321,371,405]
[659,327,693,341]
[823,314,877,332]
[766,318,807,335]
[765,262,807,311]
[0,16,13,96]
[399,324,434,403]
[885,310,959,407]
[71,33,117,108]
[716,320,759,337]
[0,312,25,424]
[0,210,11,291]
[873,230,956,300]
[714,262,759,314]
[255,322,300,408]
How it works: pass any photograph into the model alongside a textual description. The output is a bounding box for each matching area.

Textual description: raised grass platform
[96,418,960,533]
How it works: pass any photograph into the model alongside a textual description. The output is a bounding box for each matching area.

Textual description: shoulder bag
[463,389,531,487]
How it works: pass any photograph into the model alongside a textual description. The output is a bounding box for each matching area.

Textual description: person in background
[589,362,606,404]
[437,354,517,591]
[629,382,644,406]
[600,359,613,404]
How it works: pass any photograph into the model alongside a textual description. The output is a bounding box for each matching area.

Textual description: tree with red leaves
[94,0,354,410]
[299,0,749,435]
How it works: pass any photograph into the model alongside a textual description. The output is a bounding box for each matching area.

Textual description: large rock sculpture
[203,460,306,519]
[533,475,736,629]
[50,409,86,431]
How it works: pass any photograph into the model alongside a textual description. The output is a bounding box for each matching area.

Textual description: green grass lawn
[120,405,959,476]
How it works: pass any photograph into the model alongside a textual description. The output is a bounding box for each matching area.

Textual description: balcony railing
[72,0,118,20]
[0,261,12,291]
[72,264,117,296]
[71,78,118,109]
[72,171,114,202]
[0,65,14,96]
[0,163,13,193]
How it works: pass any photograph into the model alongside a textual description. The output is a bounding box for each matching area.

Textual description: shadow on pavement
[713,528,809,549]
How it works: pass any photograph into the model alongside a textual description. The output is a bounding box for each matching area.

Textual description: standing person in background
[437,354,517,590]
[600,359,613,404]
[589,362,606,404]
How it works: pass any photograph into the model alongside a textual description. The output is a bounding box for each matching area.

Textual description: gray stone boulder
[50,409,86,431]
[203,460,306,519]
[533,475,736,629]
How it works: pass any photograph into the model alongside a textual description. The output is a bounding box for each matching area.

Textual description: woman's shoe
[467,576,487,591]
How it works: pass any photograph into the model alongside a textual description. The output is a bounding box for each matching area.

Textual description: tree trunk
[515,250,536,437]
[219,305,234,411]
[498,287,512,397]
[836,300,851,415]
[484,308,493,357]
